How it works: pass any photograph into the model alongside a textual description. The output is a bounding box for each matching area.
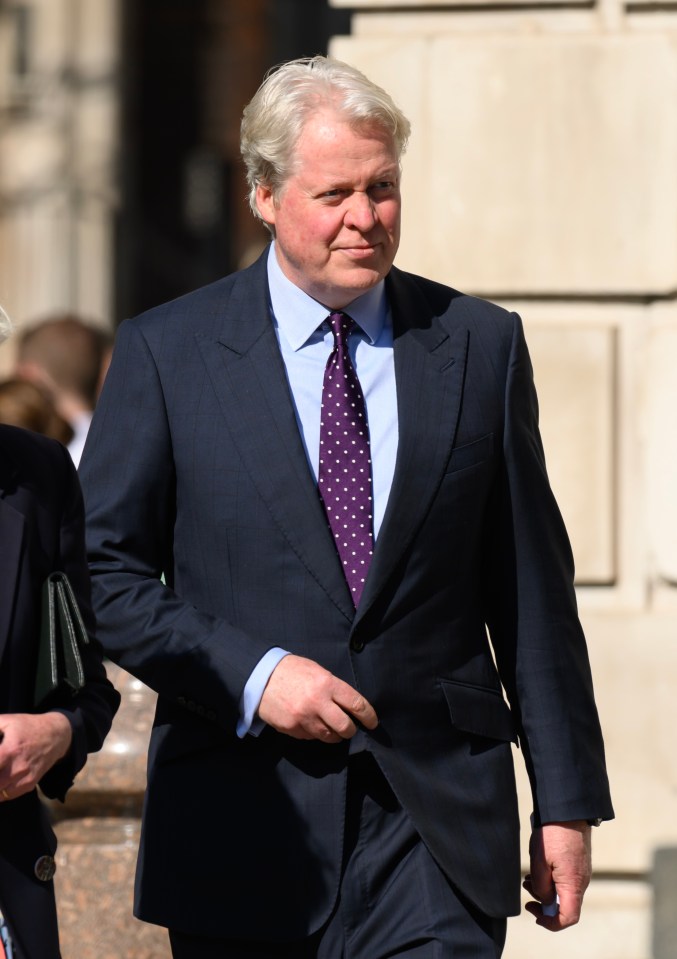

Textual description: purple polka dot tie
[318,312,374,607]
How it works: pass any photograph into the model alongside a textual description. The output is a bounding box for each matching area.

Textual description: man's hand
[0,712,73,801]
[523,820,592,931]
[257,654,378,742]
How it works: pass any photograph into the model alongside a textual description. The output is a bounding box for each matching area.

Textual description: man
[15,315,112,466]
[80,57,613,957]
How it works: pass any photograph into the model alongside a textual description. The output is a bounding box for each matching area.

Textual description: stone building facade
[1,1,675,957]
[0,0,117,348]
[329,4,677,957]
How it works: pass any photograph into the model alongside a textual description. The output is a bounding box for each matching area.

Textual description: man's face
[256,110,401,310]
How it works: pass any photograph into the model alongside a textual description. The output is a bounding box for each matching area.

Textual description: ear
[255,184,277,228]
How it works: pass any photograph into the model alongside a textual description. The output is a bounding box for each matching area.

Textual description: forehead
[291,110,399,176]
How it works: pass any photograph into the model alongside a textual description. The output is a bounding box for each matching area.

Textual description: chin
[344,262,387,288]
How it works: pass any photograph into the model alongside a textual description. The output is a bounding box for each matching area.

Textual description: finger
[554,886,583,929]
[524,900,559,930]
[332,682,378,729]
[319,702,359,740]
[318,725,343,744]
[525,893,581,932]
[527,854,555,905]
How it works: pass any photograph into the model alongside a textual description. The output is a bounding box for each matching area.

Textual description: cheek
[302,214,344,257]
[382,201,401,237]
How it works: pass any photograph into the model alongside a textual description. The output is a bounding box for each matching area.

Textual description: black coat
[0,425,120,959]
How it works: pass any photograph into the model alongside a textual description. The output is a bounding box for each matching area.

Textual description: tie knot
[327,311,354,347]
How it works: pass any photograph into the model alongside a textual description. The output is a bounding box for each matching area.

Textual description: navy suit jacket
[80,250,613,941]
[0,425,120,959]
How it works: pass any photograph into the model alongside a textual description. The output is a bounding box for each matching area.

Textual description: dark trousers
[169,753,507,959]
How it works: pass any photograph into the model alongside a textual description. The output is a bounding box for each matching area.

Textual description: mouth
[336,244,380,259]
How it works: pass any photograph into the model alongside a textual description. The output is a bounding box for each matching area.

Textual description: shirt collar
[266,242,387,351]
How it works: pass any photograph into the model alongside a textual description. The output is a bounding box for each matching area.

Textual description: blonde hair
[240,56,411,229]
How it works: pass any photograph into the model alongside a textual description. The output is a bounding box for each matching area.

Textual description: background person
[14,315,112,466]
[80,57,613,958]
[0,378,73,444]
[0,307,120,959]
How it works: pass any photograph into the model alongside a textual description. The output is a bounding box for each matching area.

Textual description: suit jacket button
[350,638,364,652]
[34,855,57,882]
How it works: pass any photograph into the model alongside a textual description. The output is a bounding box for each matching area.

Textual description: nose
[344,191,377,231]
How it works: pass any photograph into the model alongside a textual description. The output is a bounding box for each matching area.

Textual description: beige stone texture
[350,10,599,36]
[32,0,70,74]
[0,121,64,195]
[0,197,74,323]
[335,0,570,6]
[523,322,616,584]
[76,0,119,74]
[643,305,677,585]
[505,880,650,959]
[0,0,119,328]
[53,667,171,959]
[330,33,677,296]
[0,24,13,110]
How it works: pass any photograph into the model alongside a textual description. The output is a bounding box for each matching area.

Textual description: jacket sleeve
[39,442,121,801]
[482,313,614,826]
[79,319,274,736]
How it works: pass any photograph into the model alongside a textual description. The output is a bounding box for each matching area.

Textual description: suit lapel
[195,260,355,622]
[195,258,469,624]
[356,268,469,621]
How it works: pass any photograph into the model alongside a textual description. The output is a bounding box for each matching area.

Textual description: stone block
[330,34,677,295]
[0,122,64,195]
[76,0,119,74]
[33,0,70,75]
[653,848,677,959]
[523,322,616,584]
[643,308,677,584]
[75,200,114,322]
[333,0,569,6]
[505,879,650,959]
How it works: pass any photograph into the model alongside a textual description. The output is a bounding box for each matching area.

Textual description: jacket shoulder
[388,266,519,348]
[0,423,68,467]
[0,425,73,504]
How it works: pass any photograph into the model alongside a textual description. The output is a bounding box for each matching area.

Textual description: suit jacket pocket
[440,679,516,743]
[445,432,494,474]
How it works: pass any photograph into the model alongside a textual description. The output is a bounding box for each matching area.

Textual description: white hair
[240,56,411,230]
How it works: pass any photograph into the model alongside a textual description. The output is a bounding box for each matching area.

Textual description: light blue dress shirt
[236,244,399,737]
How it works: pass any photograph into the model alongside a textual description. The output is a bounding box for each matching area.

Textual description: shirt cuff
[236,647,290,739]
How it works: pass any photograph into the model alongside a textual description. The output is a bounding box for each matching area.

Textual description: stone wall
[0,0,118,375]
[330,4,677,956]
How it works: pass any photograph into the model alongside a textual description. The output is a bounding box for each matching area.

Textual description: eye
[370,181,396,196]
